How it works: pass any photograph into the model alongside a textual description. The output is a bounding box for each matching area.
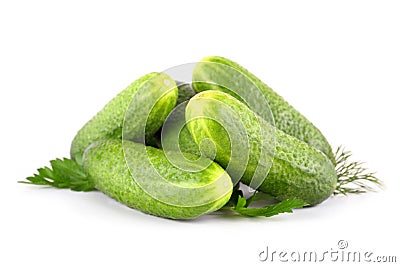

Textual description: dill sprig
[334,146,382,195]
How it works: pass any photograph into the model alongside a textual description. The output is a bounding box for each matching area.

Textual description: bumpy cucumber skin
[192,56,335,164]
[82,139,233,220]
[71,73,178,165]
[186,91,337,205]
[265,130,336,205]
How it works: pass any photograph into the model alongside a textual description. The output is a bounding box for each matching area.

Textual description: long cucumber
[185,90,337,205]
[82,139,233,219]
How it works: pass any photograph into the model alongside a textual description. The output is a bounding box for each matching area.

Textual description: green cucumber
[82,139,232,219]
[185,90,337,205]
[192,56,335,164]
[71,72,178,165]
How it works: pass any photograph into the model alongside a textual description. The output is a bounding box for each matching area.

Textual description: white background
[1,1,399,266]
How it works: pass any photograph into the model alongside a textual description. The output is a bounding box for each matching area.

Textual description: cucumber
[192,56,335,164]
[185,90,337,205]
[70,72,178,165]
[83,139,233,219]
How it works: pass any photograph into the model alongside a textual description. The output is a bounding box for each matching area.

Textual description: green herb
[227,190,307,217]
[19,158,95,192]
[334,146,382,195]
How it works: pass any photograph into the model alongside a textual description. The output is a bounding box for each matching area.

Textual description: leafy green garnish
[231,195,307,217]
[225,188,308,217]
[334,146,382,195]
[19,158,95,192]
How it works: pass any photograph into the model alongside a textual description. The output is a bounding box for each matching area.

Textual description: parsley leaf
[19,158,95,192]
[231,195,307,217]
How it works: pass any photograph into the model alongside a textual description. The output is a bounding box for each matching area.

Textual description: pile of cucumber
[21,56,381,220]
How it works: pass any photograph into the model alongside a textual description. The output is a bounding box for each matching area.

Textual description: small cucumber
[185,90,337,205]
[192,56,335,164]
[71,72,178,165]
[82,139,232,219]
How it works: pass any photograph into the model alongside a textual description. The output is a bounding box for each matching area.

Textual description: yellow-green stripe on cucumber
[71,72,178,165]
[192,56,335,164]
[186,90,337,205]
[83,139,233,219]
